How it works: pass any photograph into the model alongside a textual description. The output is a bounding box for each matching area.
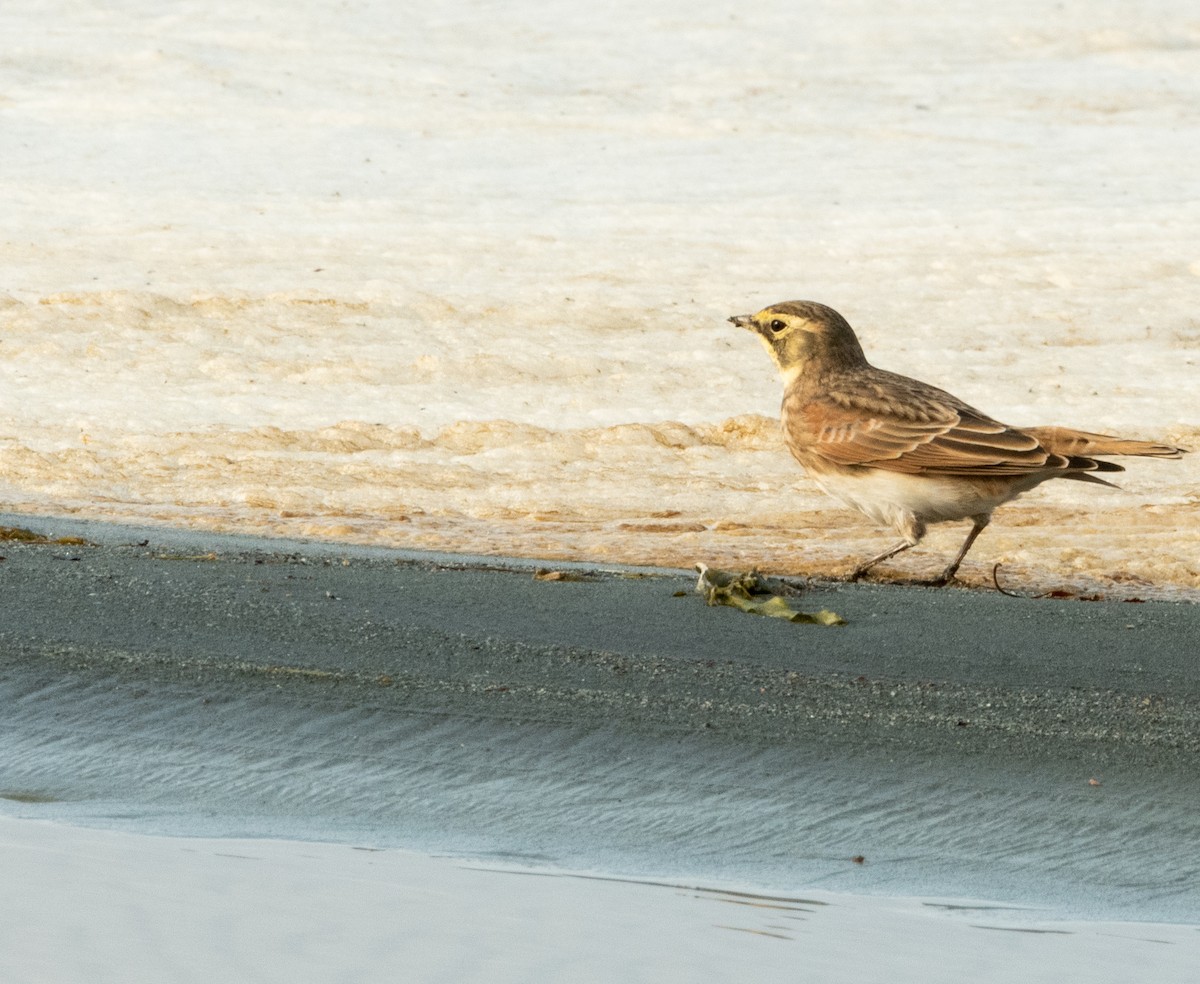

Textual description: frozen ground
[5,817,1198,984]
[1,0,1198,592]
[2,4,1199,978]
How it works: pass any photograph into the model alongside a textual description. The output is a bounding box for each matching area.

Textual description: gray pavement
[2,514,1198,763]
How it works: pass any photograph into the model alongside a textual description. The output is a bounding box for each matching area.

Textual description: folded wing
[787,389,1138,481]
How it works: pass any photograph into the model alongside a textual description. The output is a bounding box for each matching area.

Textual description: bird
[731,300,1187,585]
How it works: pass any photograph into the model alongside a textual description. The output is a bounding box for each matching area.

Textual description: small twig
[991,562,1044,599]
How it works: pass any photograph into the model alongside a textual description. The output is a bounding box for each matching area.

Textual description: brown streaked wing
[793,398,1057,476]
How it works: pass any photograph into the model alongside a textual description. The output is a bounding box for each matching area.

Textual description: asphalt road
[2,514,1198,765]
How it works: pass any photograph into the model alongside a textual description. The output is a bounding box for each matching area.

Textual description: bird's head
[730,300,867,381]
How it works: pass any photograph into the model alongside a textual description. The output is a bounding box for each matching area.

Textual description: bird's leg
[849,539,917,581]
[927,514,991,586]
[849,516,925,581]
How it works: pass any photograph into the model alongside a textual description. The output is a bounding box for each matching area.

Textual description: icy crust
[0,294,1194,596]
[1,292,1196,595]
[1,0,1198,594]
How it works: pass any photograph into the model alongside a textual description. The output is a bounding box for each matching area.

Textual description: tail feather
[1026,426,1187,459]
[1061,470,1120,488]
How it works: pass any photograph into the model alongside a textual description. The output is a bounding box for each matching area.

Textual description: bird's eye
[769,320,786,333]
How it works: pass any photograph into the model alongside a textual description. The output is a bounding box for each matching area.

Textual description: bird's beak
[729,314,754,330]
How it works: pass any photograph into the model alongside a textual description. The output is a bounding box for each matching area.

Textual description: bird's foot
[842,563,877,583]
[842,568,958,588]
[839,560,960,587]
[909,565,962,587]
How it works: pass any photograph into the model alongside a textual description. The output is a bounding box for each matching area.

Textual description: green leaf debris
[694,563,845,626]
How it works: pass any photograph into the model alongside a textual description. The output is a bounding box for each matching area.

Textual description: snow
[3,1,1198,589]
[4,817,1198,984]
[2,3,1199,973]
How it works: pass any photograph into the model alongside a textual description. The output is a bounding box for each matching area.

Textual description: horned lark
[732,300,1187,584]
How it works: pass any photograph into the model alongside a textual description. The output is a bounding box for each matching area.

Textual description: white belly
[809,468,1038,531]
